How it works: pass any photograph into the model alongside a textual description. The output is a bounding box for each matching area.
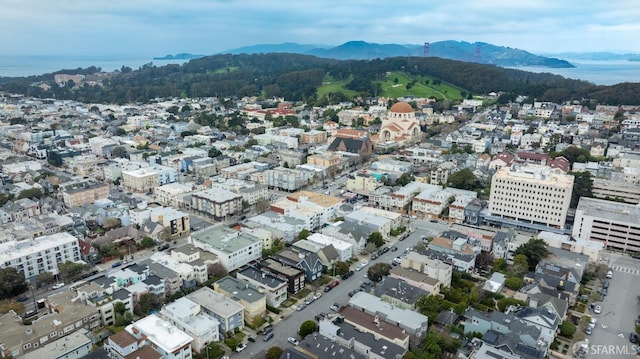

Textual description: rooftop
[215,276,265,303]
[128,314,192,353]
[187,287,244,318]
[191,225,261,254]
[576,197,640,224]
[348,292,428,332]
[237,266,286,289]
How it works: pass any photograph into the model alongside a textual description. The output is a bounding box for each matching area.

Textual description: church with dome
[375,102,421,146]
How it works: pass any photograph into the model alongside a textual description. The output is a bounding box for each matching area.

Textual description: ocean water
[0,55,188,78]
[509,60,640,86]
[0,55,638,86]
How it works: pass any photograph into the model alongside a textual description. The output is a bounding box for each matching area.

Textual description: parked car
[630,332,639,344]
[594,305,602,314]
[157,243,170,251]
[585,326,592,335]
[315,313,326,321]
[288,337,299,346]
[324,285,333,292]
[52,282,65,290]
[606,270,613,279]
[111,261,122,268]
[588,318,597,329]
[235,343,247,352]
[342,271,354,280]
[602,280,609,289]
[330,303,340,311]
[247,337,256,343]
[330,280,340,288]
[263,325,273,334]
[601,288,608,296]
[391,246,398,252]
[263,332,274,341]
[305,298,313,305]
[296,304,306,311]
[16,295,29,302]
[313,292,322,300]
[370,253,378,260]
[393,257,402,265]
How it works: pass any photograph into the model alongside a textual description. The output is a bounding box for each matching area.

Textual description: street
[585,253,640,358]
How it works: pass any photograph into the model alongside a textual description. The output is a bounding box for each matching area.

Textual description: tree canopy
[0,267,28,299]
[299,320,317,338]
[367,263,391,282]
[367,231,384,248]
[569,171,594,208]
[448,168,482,191]
[514,238,549,271]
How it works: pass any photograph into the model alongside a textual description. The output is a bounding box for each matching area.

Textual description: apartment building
[190,225,262,271]
[0,232,80,280]
[213,276,266,322]
[187,287,244,333]
[300,129,327,144]
[573,197,640,253]
[0,290,101,358]
[257,258,305,294]
[126,314,193,359]
[122,165,178,193]
[155,183,193,208]
[264,167,310,191]
[161,297,220,352]
[76,281,134,326]
[190,188,243,221]
[400,251,453,287]
[270,191,343,230]
[346,172,382,192]
[591,178,640,204]
[61,181,110,207]
[488,164,574,230]
[236,266,288,308]
[210,178,269,205]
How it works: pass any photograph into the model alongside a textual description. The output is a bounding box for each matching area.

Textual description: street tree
[367,263,391,282]
[368,231,384,248]
[266,346,284,359]
[0,267,28,299]
[334,261,350,276]
[299,320,317,338]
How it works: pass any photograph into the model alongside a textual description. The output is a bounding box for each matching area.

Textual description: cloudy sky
[3,0,640,57]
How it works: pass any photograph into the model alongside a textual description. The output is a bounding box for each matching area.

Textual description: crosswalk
[610,266,640,276]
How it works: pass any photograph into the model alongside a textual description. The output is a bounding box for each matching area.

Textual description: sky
[2,0,640,57]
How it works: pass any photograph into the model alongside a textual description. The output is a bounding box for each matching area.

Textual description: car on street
[263,332,274,341]
[330,303,340,311]
[585,326,592,335]
[588,318,597,329]
[594,305,601,314]
[313,292,322,300]
[52,282,65,290]
[370,253,378,260]
[606,270,613,279]
[247,337,256,343]
[599,293,605,301]
[235,343,247,352]
[296,304,306,311]
[305,298,313,305]
[630,332,639,344]
[391,246,398,252]
[324,285,332,292]
[288,337,299,346]
[601,288,608,296]
[342,271,354,280]
[16,295,29,302]
[393,257,402,265]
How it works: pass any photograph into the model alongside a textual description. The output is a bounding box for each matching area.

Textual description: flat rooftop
[191,225,260,254]
[576,197,640,224]
[187,287,244,318]
[129,314,192,353]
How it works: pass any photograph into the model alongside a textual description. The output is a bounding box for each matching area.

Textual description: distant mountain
[220,40,574,68]
[542,51,640,62]
[153,53,204,60]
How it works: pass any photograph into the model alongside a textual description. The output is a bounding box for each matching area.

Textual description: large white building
[161,297,220,352]
[126,314,193,359]
[190,225,262,271]
[489,164,574,229]
[190,188,243,221]
[0,232,80,280]
[572,197,640,253]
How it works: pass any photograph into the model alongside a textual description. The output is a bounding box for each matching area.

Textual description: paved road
[585,253,640,358]
[235,219,450,358]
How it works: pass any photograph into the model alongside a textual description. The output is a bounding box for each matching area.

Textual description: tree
[396,172,413,186]
[493,258,507,273]
[559,320,577,338]
[299,320,317,338]
[141,237,154,248]
[0,267,28,299]
[208,147,222,158]
[416,294,449,322]
[512,254,529,277]
[569,171,593,208]
[514,238,549,271]
[448,169,481,191]
[334,261,350,276]
[135,293,160,316]
[298,229,310,240]
[367,231,384,248]
[36,271,54,288]
[102,217,121,230]
[266,346,284,359]
[504,277,524,290]
[58,260,88,281]
[111,146,127,158]
[207,262,228,279]
[16,188,43,200]
[367,263,391,282]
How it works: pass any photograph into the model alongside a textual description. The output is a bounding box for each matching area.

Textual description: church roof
[389,102,414,113]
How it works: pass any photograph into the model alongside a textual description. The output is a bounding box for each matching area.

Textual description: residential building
[0,232,81,281]
[155,183,193,208]
[536,231,603,263]
[236,266,288,308]
[338,306,411,350]
[190,225,262,271]
[388,266,441,294]
[21,329,92,359]
[122,164,178,193]
[348,292,428,338]
[318,317,407,359]
[274,248,323,282]
[4,198,41,222]
[190,188,243,221]
[126,314,193,359]
[307,233,353,261]
[214,276,267,322]
[270,191,343,230]
[104,330,144,359]
[400,251,452,287]
[61,181,110,207]
[187,287,244,333]
[210,178,268,205]
[488,164,574,230]
[161,297,220,352]
[573,197,640,253]
[372,276,429,310]
[346,172,382,193]
[264,168,310,191]
[257,258,305,294]
[0,290,101,358]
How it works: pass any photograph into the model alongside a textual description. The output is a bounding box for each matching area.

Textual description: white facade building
[161,297,220,352]
[190,225,262,271]
[573,197,640,253]
[0,232,80,280]
[126,314,193,359]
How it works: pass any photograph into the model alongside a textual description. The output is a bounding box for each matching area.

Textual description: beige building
[213,276,266,322]
[307,153,340,168]
[400,251,452,287]
[489,164,574,229]
[573,197,640,253]
[300,130,327,144]
[62,181,110,207]
[346,172,382,192]
[155,183,193,208]
[190,188,243,221]
[592,178,640,204]
[376,102,421,146]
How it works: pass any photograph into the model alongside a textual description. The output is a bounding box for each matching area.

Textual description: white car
[594,305,602,314]
[606,270,613,279]
[52,283,65,290]
[235,343,247,352]
[288,337,299,346]
[313,292,322,300]
[588,318,597,329]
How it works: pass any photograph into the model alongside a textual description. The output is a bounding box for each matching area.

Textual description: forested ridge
[1,53,639,105]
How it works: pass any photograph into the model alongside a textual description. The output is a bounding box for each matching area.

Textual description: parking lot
[586,253,640,358]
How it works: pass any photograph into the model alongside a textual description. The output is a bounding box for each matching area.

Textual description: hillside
[223,40,574,68]
[1,53,639,105]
